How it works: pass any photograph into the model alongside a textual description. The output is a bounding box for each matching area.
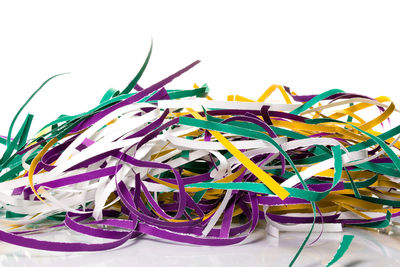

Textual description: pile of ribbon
[1,45,399,266]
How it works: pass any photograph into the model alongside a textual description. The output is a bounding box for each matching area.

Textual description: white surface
[1,1,400,266]
[0,224,400,267]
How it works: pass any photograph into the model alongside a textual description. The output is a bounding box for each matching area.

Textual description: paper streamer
[1,46,399,266]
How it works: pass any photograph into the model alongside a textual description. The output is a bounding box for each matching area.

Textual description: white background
[1,1,400,266]
[1,0,400,136]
